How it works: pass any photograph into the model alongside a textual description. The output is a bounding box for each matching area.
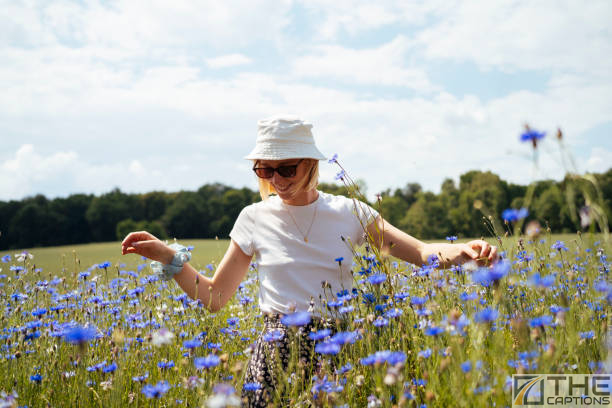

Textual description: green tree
[163,191,208,238]
[8,195,63,248]
[399,192,451,239]
[116,219,167,241]
[141,191,169,221]
[50,194,94,245]
[532,183,569,232]
[86,188,142,242]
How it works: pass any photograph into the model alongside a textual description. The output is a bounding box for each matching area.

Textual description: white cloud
[206,54,252,69]
[291,36,435,91]
[297,0,442,39]
[585,148,612,174]
[415,0,612,76]
[0,144,78,199]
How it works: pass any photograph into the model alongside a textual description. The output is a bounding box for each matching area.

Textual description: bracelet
[150,243,192,281]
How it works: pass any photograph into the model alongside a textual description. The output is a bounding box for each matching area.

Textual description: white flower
[205,394,241,408]
[151,328,175,347]
[15,251,34,262]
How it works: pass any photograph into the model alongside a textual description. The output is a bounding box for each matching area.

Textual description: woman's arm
[122,232,252,312]
[366,217,498,267]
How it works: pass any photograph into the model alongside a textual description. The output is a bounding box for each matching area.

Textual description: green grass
[14,233,608,279]
[1,232,609,407]
[11,239,232,278]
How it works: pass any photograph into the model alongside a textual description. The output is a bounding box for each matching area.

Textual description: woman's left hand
[462,240,499,266]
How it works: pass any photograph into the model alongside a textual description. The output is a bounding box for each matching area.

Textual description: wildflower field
[0,232,610,407]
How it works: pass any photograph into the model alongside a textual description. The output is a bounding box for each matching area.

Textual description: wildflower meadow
[1,128,611,407]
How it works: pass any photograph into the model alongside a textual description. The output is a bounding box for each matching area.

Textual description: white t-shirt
[229,191,379,315]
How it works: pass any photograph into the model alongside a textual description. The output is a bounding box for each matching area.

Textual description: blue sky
[1,0,611,201]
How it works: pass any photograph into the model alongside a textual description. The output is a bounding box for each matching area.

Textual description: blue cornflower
[183,339,202,349]
[24,331,41,341]
[410,296,428,306]
[338,305,354,314]
[262,329,284,342]
[373,317,389,327]
[472,261,509,286]
[309,329,331,341]
[474,307,499,323]
[63,325,97,345]
[446,236,457,242]
[330,331,358,345]
[31,308,47,317]
[367,273,386,285]
[520,129,546,143]
[194,354,220,370]
[315,341,341,355]
[461,361,472,373]
[551,241,568,251]
[327,300,343,308]
[531,273,555,288]
[243,382,262,391]
[334,256,344,264]
[502,208,529,222]
[384,308,403,319]
[30,374,42,383]
[133,372,149,382]
[158,360,175,369]
[424,326,445,336]
[579,331,595,339]
[281,311,311,327]
[97,261,111,269]
[142,381,170,399]
[1,255,10,263]
[594,280,609,292]
[328,153,338,164]
[78,271,90,280]
[337,363,353,375]
[335,170,345,181]
[226,317,239,326]
[418,349,432,359]
[360,350,406,366]
[362,293,376,304]
[549,305,567,315]
[87,361,107,372]
[102,362,117,373]
[460,292,479,302]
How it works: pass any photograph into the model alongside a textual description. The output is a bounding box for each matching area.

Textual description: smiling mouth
[274,183,292,193]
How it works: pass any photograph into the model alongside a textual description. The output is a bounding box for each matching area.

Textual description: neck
[282,189,319,206]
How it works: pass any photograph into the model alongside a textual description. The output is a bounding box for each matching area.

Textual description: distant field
[5,239,232,278]
[5,232,608,279]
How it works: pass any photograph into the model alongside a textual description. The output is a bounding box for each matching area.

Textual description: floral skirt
[241,314,332,407]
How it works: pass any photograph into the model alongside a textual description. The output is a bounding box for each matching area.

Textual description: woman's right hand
[121,231,175,264]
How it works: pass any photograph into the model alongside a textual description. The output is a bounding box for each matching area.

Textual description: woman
[121,116,498,406]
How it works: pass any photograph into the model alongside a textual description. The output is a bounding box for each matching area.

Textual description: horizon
[4,164,610,203]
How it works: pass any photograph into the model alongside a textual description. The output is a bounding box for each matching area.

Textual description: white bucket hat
[245,115,326,161]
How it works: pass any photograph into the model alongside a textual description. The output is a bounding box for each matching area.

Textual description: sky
[1,0,611,201]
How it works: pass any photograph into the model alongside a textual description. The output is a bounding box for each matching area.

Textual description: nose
[271,171,285,185]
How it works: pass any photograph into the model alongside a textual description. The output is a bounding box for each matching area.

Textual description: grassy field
[7,232,607,278]
[7,239,232,279]
[1,232,609,407]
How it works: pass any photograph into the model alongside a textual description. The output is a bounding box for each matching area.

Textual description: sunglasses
[252,159,303,179]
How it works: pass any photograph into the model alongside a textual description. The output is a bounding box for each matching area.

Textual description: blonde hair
[255,159,319,201]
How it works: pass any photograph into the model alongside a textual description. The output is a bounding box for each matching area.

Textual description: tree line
[1,168,610,250]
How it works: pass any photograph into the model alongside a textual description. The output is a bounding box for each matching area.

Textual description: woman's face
[256,159,312,201]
